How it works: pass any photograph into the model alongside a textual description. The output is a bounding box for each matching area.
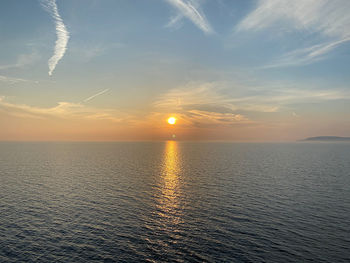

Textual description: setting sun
[167,117,176,125]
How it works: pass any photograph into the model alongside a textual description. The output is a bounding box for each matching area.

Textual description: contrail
[41,0,69,76]
[165,0,213,34]
[83,89,110,102]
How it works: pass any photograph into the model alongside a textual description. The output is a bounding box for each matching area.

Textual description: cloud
[262,38,350,68]
[69,42,124,62]
[153,81,281,114]
[153,82,251,126]
[0,75,32,84]
[182,110,248,127]
[83,89,110,102]
[236,0,350,66]
[0,97,124,122]
[153,82,228,109]
[153,81,350,124]
[165,13,184,29]
[165,0,213,34]
[41,0,70,76]
[0,52,40,70]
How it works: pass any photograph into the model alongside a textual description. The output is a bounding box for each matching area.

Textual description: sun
[167,117,176,125]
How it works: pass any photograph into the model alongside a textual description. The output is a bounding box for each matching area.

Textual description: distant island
[302,136,350,141]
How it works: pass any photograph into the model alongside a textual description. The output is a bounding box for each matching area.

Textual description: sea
[0,142,349,262]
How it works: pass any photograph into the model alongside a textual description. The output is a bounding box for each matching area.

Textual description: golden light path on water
[157,141,182,225]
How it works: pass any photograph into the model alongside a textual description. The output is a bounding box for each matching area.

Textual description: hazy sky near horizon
[1,0,350,141]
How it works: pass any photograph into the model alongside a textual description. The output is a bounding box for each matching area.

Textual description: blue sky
[0,0,350,141]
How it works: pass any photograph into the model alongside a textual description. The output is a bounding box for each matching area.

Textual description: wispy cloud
[236,0,350,66]
[41,0,70,76]
[69,42,124,62]
[165,0,213,34]
[83,89,110,102]
[0,52,40,70]
[153,82,251,127]
[153,81,350,123]
[153,82,228,109]
[165,13,184,29]
[153,82,281,114]
[0,75,32,84]
[263,38,350,68]
[0,96,125,122]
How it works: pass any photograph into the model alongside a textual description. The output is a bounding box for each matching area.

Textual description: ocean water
[0,142,349,262]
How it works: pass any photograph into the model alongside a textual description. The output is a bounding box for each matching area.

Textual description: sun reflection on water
[157,141,182,223]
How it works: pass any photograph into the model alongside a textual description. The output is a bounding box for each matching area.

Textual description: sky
[0,0,350,141]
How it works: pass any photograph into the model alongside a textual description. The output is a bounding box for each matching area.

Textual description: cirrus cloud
[236,0,350,66]
[165,0,213,34]
[41,0,70,76]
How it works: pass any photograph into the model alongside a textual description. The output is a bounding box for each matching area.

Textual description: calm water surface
[0,142,349,262]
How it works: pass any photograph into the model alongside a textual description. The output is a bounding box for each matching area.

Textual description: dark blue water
[0,142,349,262]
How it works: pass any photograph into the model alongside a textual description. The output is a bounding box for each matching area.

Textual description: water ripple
[0,142,349,262]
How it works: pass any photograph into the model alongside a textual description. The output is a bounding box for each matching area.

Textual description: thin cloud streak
[165,0,213,34]
[154,81,350,118]
[0,75,32,84]
[0,52,40,70]
[83,89,110,102]
[236,0,350,66]
[0,97,125,122]
[263,38,350,68]
[41,0,70,76]
[153,82,251,126]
